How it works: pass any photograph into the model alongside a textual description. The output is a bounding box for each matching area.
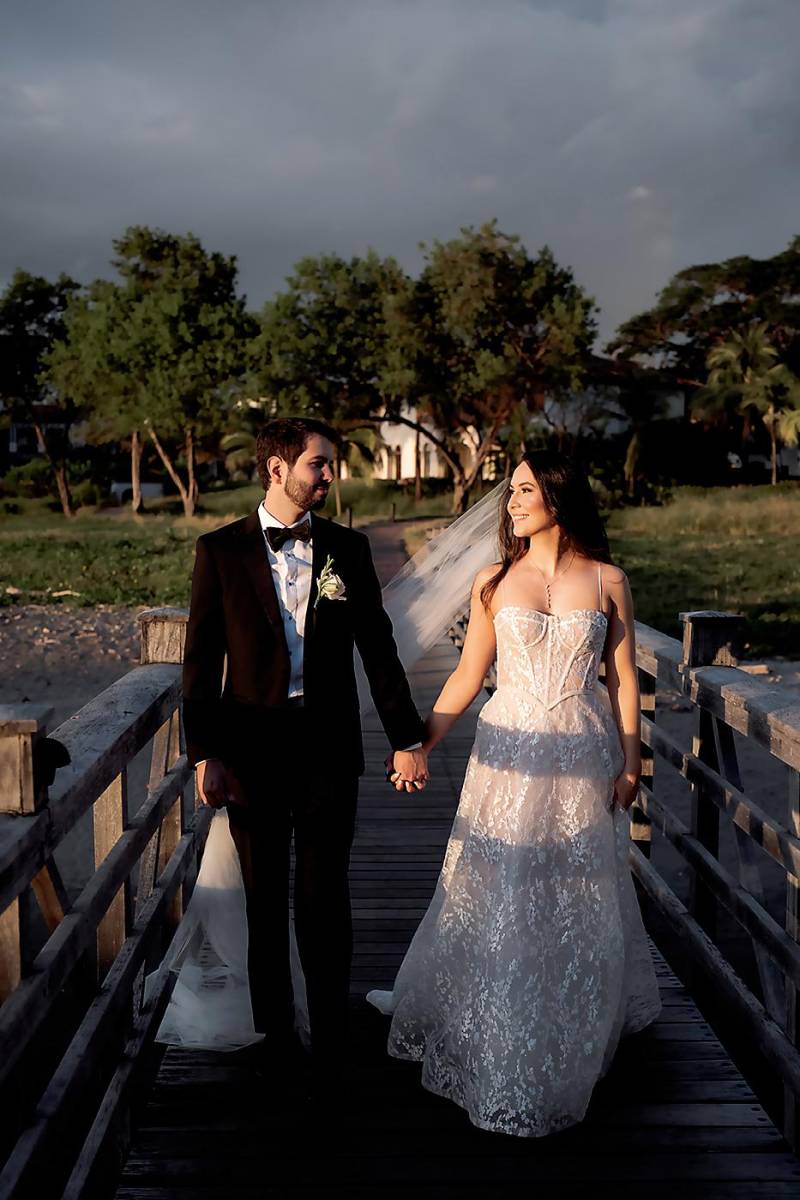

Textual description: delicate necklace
[526,549,575,612]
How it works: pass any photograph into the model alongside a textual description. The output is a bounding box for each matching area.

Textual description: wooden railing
[451,607,800,1151]
[0,609,208,1200]
[2,603,800,1196]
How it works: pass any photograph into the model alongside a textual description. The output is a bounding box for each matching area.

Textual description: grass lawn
[0,479,458,609]
[608,484,800,658]
[1,481,798,659]
[404,484,800,660]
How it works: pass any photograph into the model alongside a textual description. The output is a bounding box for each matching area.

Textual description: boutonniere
[314,553,347,610]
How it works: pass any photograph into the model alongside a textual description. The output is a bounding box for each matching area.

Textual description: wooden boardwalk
[114,640,800,1199]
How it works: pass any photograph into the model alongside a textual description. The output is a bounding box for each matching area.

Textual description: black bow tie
[266,522,312,553]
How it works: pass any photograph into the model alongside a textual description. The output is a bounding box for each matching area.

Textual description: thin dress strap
[597,564,603,613]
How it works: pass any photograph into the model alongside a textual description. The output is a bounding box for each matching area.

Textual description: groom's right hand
[197,759,247,809]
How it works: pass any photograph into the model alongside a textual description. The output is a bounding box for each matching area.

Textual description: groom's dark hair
[256,417,339,490]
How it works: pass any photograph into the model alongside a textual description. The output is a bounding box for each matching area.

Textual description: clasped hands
[198,750,430,806]
[384,747,429,793]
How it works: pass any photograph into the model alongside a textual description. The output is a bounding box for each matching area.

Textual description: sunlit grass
[608,484,800,657]
[2,482,798,658]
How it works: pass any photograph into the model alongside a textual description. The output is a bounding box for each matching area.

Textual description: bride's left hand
[612,768,641,811]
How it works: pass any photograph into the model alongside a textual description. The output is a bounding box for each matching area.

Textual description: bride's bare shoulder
[581,555,626,586]
[598,561,628,588]
[472,562,503,592]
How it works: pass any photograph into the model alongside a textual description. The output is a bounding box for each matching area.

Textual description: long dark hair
[480,450,613,611]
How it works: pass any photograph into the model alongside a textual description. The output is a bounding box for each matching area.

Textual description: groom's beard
[284,470,330,513]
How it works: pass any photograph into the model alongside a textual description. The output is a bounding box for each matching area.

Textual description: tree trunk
[146,422,195,517]
[624,430,640,499]
[451,474,468,514]
[450,411,506,513]
[53,462,75,519]
[33,422,74,518]
[769,406,777,485]
[414,427,422,503]
[131,429,144,515]
[185,428,199,516]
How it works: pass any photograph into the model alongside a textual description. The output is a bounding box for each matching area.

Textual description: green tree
[251,226,596,513]
[47,226,254,517]
[252,249,412,412]
[46,278,151,512]
[694,322,800,484]
[608,236,800,385]
[406,222,598,511]
[0,270,80,516]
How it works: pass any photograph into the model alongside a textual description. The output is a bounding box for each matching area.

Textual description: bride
[148,450,661,1138]
[368,449,661,1137]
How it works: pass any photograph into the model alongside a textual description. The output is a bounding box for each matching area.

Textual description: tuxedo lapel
[238,509,290,653]
[304,512,329,645]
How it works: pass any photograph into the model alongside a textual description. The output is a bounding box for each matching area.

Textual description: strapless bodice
[493,605,608,711]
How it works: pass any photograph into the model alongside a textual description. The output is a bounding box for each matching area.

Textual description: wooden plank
[634,622,800,773]
[787,766,800,1148]
[0,665,181,917]
[117,1153,800,1184]
[631,846,800,1095]
[29,859,68,933]
[0,757,191,1092]
[61,966,177,1200]
[0,898,20,1002]
[110,630,800,1197]
[636,783,800,986]
[113,1188,800,1200]
[0,811,209,1200]
[95,769,130,980]
[641,713,800,880]
[138,609,188,668]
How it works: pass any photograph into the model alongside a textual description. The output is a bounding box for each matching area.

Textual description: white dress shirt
[258,501,314,698]
[196,502,422,762]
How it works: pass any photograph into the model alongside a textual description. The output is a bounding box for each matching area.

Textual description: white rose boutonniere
[314,553,347,610]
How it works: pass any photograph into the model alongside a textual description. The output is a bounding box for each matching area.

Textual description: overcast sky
[2,0,798,343]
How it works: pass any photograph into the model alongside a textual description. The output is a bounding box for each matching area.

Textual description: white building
[373,408,449,481]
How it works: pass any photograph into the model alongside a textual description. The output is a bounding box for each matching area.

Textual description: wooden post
[95,770,131,981]
[0,704,54,815]
[632,667,654,858]
[680,612,742,966]
[0,705,53,1001]
[137,609,189,942]
[139,607,187,667]
[786,768,800,1150]
[714,718,784,1023]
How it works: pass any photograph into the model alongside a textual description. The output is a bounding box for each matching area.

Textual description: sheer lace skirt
[375,688,662,1138]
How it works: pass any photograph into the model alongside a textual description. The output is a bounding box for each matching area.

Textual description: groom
[182,416,429,1101]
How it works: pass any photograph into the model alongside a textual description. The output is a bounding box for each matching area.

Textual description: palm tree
[219,430,258,481]
[695,322,800,485]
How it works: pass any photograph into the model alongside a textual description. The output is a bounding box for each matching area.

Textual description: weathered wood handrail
[3,597,800,1195]
[0,607,200,1200]
[451,604,800,1151]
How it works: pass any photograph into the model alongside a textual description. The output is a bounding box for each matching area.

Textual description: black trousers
[225,704,359,1075]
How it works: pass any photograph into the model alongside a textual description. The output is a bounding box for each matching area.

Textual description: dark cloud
[2,0,799,340]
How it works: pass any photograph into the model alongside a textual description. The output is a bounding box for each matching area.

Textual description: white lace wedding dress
[367,568,662,1138]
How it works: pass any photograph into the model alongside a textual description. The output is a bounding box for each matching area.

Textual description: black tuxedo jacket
[182,509,425,777]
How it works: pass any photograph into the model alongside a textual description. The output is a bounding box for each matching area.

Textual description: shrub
[0,457,53,499]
